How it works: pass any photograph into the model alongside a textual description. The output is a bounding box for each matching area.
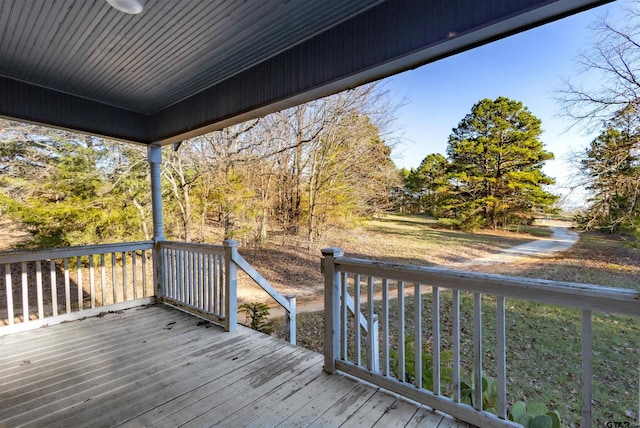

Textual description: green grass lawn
[323,213,535,267]
[492,231,640,291]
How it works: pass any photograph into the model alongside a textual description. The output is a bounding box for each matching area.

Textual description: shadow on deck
[0,304,467,427]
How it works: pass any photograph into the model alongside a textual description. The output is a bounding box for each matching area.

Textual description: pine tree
[411,153,450,217]
[575,107,640,238]
[446,97,557,229]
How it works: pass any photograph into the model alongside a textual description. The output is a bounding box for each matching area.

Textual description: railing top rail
[157,240,225,255]
[333,256,640,317]
[0,241,154,264]
[231,252,293,313]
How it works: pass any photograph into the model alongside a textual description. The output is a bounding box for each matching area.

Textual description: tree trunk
[132,197,150,240]
[182,183,192,242]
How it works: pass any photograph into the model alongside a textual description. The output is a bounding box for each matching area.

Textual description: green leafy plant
[389,336,454,393]
[459,374,561,428]
[460,373,498,413]
[509,401,561,428]
[238,302,274,334]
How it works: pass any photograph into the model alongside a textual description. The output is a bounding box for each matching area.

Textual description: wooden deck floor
[0,304,467,427]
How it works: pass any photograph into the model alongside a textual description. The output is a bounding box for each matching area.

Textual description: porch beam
[0,75,148,144]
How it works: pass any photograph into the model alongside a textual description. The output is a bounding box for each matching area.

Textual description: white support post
[322,247,344,374]
[286,295,296,345]
[398,281,405,382]
[432,285,440,394]
[148,146,165,242]
[381,278,389,376]
[148,145,164,299]
[223,240,238,333]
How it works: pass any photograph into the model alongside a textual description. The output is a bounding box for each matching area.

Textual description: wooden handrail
[334,256,640,317]
[0,241,154,264]
[231,251,296,344]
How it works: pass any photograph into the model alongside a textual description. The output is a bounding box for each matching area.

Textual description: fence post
[223,240,239,333]
[286,295,296,345]
[321,247,344,374]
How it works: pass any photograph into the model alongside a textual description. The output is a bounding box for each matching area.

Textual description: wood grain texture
[0,304,467,427]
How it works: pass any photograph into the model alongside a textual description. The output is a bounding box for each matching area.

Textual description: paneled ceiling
[0,0,611,145]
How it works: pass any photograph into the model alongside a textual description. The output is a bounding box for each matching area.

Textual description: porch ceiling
[0,0,611,146]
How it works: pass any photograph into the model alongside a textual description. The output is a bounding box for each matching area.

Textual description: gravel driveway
[461,226,579,266]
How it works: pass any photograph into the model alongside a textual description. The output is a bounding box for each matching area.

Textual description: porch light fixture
[106,0,145,14]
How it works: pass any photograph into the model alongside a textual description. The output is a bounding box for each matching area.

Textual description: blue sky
[383,1,623,206]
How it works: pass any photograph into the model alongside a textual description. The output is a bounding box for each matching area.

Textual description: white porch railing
[154,240,297,343]
[0,241,155,334]
[321,248,640,428]
[157,241,231,329]
[0,240,295,344]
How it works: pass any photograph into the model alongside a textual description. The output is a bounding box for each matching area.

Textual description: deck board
[372,395,421,427]
[405,404,448,427]
[55,338,288,427]
[0,304,467,428]
[338,390,401,427]
[206,362,328,427]
[180,356,324,427]
[235,370,344,427]
[1,327,235,423]
[276,374,362,426]
[308,382,379,427]
[123,340,292,426]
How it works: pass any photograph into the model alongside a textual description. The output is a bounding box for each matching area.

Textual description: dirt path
[455,226,579,268]
[269,226,580,318]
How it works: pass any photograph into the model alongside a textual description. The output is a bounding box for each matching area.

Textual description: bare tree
[157,82,399,248]
[558,1,640,240]
[162,145,201,242]
[261,83,399,247]
[557,1,640,130]
[102,143,152,240]
[191,121,261,241]
[574,107,640,235]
